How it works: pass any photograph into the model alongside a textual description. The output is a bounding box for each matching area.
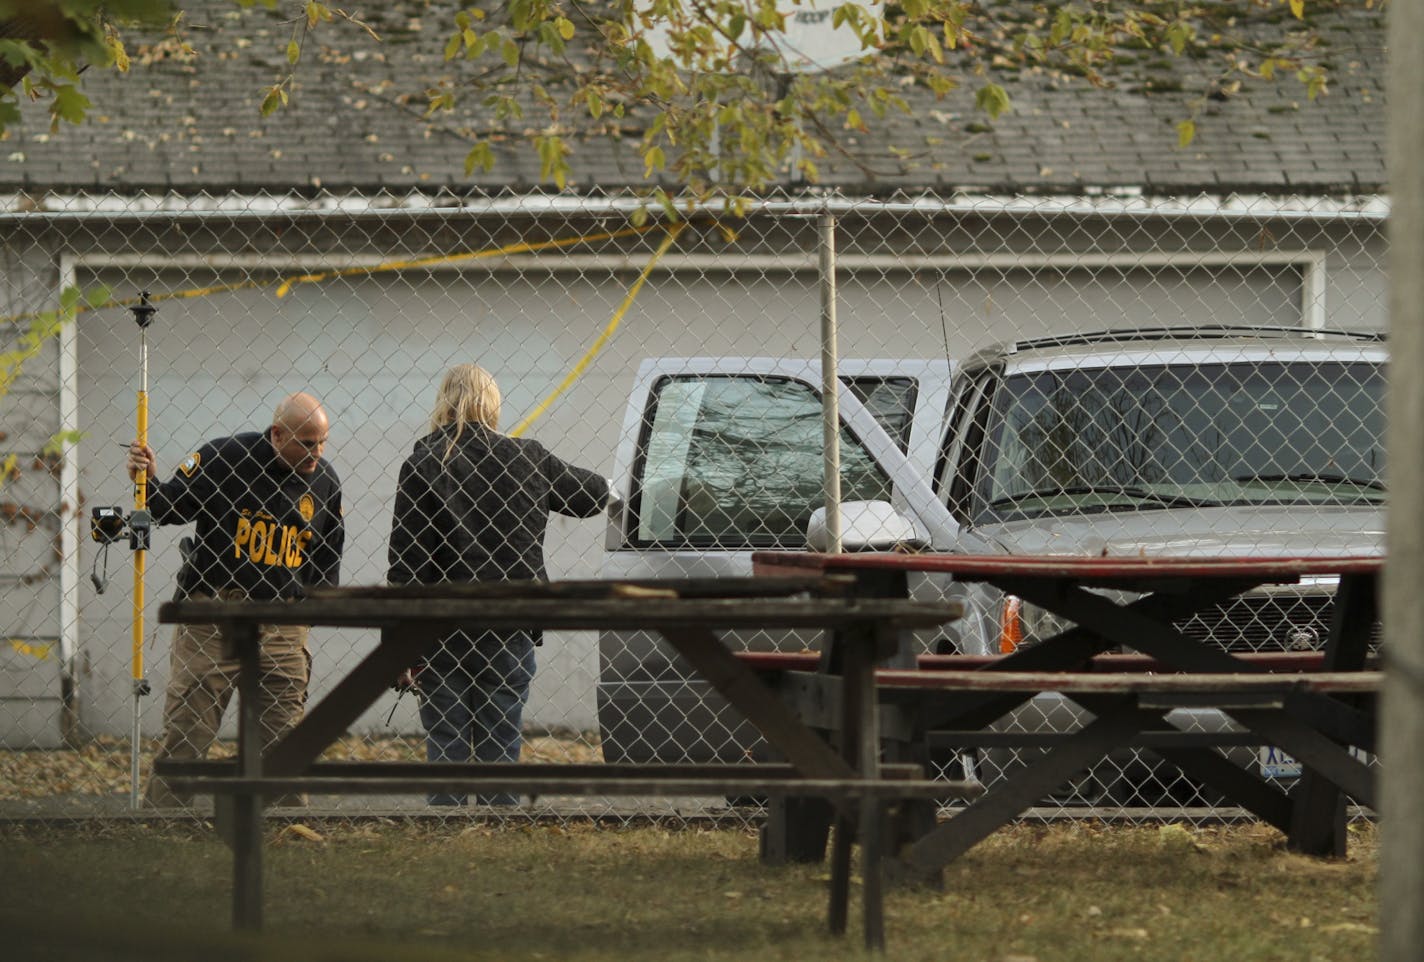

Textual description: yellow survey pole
[128,293,156,808]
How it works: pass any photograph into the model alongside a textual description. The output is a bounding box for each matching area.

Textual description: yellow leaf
[1289,0,1305,18]
[283,823,325,843]
[1176,119,1195,148]
[107,37,130,73]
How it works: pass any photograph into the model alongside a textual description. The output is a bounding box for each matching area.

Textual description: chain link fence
[0,187,1387,825]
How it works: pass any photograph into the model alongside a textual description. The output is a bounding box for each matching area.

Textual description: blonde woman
[387,364,610,805]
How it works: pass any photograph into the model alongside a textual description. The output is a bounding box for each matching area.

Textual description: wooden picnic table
[752,551,1381,878]
[156,576,970,950]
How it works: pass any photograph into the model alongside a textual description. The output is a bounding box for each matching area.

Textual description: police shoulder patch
[297,493,315,522]
[178,452,201,477]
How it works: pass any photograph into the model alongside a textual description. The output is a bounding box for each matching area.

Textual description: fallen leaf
[283,823,324,843]
[611,583,678,599]
[1320,922,1377,934]
[1104,928,1150,939]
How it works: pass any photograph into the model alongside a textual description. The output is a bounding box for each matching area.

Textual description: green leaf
[538,139,571,189]
[909,25,928,56]
[286,39,300,64]
[502,38,520,68]
[0,40,36,69]
[1166,22,1193,55]
[644,144,666,177]
[43,431,84,457]
[1049,8,1072,46]
[444,33,461,60]
[260,85,286,116]
[84,284,113,309]
[1176,118,1196,148]
[974,83,1010,119]
[50,85,89,126]
[463,141,494,175]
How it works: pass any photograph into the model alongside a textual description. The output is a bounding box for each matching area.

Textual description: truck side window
[632,375,892,548]
[843,376,917,453]
[944,374,996,522]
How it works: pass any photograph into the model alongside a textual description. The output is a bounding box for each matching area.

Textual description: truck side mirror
[807,500,926,552]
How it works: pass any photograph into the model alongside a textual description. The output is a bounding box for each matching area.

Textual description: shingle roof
[0,1,1388,197]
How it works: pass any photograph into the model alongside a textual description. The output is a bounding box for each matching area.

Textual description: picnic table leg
[227,620,264,930]
[828,811,853,936]
[846,633,887,951]
[826,622,878,941]
[1287,572,1378,857]
[759,795,831,864]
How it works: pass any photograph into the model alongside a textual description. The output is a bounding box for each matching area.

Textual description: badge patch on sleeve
[178,452,201,477]
[298,493,315,522]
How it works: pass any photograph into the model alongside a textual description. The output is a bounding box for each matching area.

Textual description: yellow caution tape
[272,224,664,298]
[6,639,53,660]
[3,218,698,434]
[0,223,667,325]
[509,222,687,438]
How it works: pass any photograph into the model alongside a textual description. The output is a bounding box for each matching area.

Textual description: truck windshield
[635,375,893,547]
[976,360,1386,522]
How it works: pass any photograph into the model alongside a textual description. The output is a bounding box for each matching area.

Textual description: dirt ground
[0,818,1379,962]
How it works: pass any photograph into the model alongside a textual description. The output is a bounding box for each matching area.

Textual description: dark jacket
[148,430,345,600]
[386,423,608,587]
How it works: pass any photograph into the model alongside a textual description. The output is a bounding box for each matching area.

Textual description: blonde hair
[430,363,501,462]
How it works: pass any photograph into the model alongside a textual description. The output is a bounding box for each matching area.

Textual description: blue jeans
[417,629,535,806]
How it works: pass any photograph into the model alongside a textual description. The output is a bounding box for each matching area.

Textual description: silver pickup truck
[597,356,959,765]
[597,328,1386,804]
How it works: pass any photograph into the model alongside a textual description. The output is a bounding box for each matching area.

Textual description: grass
[0,819,1378,962]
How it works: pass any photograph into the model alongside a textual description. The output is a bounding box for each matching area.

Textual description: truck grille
[1173,590,1382,654]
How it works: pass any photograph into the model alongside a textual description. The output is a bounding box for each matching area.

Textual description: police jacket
[386,423,608,588]
[148,431,345,601]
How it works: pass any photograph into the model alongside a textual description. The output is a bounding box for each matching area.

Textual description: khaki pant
[144,609,311,809]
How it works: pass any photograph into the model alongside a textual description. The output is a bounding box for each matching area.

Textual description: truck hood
[977,504,1383,559]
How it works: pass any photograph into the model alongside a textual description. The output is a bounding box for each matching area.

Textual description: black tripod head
[128,290,157,329]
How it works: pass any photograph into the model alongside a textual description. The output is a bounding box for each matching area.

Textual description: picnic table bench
[155,575,973,951]
[751,551,1382,883]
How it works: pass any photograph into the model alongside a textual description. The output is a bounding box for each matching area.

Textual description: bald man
[127,392,345,808]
